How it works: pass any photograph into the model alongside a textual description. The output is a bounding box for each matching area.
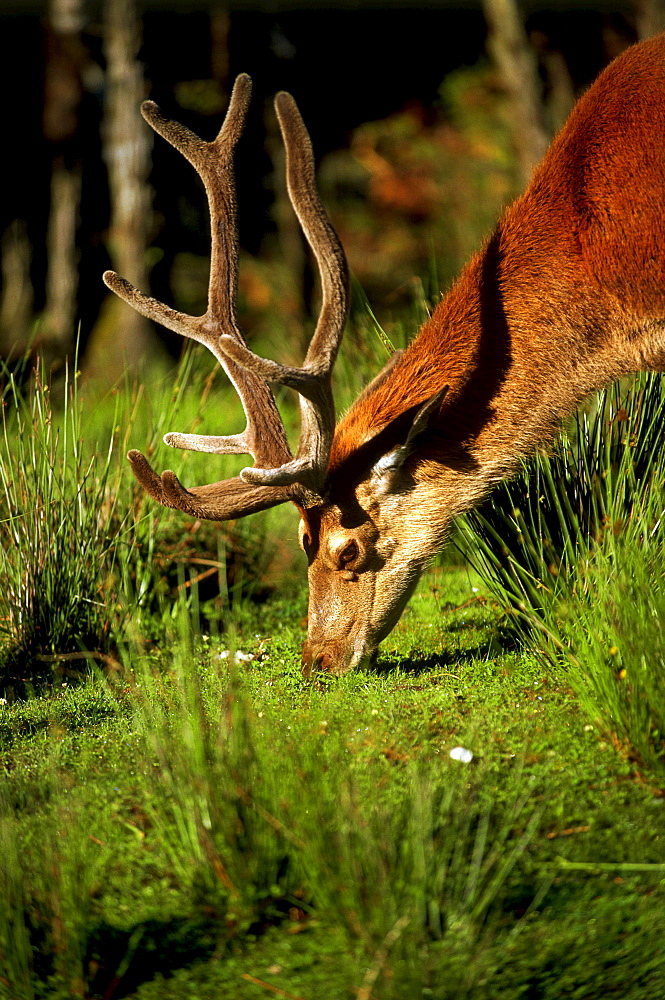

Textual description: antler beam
[105,74,349,519]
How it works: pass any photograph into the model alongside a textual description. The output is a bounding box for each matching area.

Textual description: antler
[104,74,349,519]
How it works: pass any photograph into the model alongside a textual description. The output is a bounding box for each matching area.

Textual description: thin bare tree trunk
[529,29,576,135]
[264,100,308,357]
[542,48,576,134]
[43,164,82,352]
[481,0,550,188]
[0,222,34,357]
[87,0,157,377]
[41,0,87,358]
[634,0,665,38]
[210,5,231,89]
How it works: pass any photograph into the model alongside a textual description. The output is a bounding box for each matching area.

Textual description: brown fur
[302,34,665,675]
[331,34,665,478]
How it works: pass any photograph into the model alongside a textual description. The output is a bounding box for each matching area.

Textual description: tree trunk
[43,163,82,355]
[210,5,231,89]
[87,0,158,378]
[264,99,309,358]
[40,0,87,361]
[0,222,34,358]
[634,0,665,38]
[481,0,550,189]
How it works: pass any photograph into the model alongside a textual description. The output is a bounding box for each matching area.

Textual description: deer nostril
[313,651,332,671]
[301,645,334,680]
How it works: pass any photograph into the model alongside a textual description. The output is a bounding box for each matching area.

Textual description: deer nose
[313,651,332,671]
[301,645,333,678]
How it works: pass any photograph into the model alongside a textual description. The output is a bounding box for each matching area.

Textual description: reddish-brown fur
[299,34,665,673]
[331,34,665,479]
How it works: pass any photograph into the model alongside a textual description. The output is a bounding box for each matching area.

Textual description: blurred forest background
[2,0,663,380]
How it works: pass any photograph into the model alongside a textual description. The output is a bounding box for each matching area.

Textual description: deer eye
[338,540,358,568]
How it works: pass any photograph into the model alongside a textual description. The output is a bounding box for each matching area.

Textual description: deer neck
[333,216,650,543]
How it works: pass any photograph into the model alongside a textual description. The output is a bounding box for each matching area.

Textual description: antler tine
[127,450,289,521]
[106,76,307,520]
[103,75,252,355]
[105,74,291,469]
[222,90,350,493]
[276,92,349,373]
[139,74,249,340]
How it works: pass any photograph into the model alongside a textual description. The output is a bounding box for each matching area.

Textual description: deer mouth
[301,639,378,679]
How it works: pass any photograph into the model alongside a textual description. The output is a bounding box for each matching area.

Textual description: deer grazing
[105,34,665,676]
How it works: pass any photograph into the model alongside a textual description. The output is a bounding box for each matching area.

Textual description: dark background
[0,0,643,364]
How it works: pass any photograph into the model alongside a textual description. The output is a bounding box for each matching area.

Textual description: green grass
[0,352,283,692]
[458,373,665,624]
[0,359,123,689]
[459,371,665,783]
[1,356,665,999]
[3,569,665,999]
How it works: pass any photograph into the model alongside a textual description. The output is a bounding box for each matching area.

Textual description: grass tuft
[458,372,665,635]
[0,359,125,692]
[459,371,665,777]
[0,352,282,694]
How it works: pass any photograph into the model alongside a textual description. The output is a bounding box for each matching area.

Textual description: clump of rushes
[0,359,125,693]
[554,545,665,777]
[0,351,277,696]
[459,371,665,774]
[458,372,665,636]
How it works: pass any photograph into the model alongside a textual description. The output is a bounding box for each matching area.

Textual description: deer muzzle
[301,636,378,678]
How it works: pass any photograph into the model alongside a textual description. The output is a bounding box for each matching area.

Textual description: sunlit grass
[458,372,665,629]
[1,338,665,997]
[460,371,665,778]
[0,351,282,692]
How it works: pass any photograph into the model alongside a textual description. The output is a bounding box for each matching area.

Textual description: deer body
[106,35,665,676]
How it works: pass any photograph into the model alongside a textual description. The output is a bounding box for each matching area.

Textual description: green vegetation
[1,346,664,1000]
[459,372,665,775]
[459,373,665,629]
[318,62,518,313]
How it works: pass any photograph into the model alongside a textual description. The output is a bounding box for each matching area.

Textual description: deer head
[105,36,665,675]
[104,75,454,675]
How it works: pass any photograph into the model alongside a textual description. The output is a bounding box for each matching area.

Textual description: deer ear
[371,386,448,483]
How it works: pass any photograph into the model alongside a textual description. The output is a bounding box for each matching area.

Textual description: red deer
[104,34,665,676]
